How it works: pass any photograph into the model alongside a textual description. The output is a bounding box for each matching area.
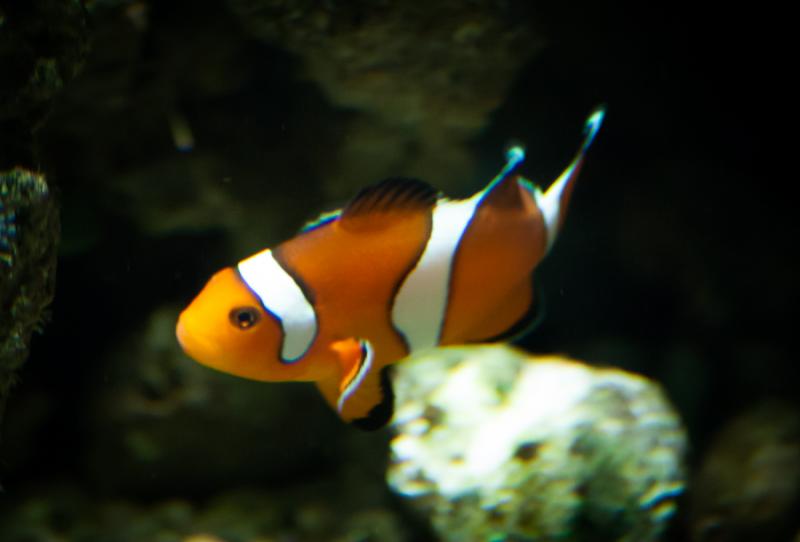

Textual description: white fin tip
[581,106,606,152]
[505,145,526,166]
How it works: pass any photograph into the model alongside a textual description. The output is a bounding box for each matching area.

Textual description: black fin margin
[342,177,438,220]
[352,366,395,431]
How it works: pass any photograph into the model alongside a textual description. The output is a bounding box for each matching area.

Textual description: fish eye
[229,306,261,330]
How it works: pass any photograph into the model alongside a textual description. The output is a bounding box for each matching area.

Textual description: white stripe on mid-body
[237,249,317,362]
[391,194,482,352]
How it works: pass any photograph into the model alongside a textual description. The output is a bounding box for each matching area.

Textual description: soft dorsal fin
[478,145,528,209]
[339,177,438,230]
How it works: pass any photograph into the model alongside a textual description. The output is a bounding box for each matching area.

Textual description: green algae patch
[0,167,59,418]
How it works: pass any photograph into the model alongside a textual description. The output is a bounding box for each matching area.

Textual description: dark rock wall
[0,1,795,541]
[0,168,58,419]
[0,0,89,167]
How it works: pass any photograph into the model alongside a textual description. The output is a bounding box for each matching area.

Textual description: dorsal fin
[340,177,438,230]
[478,145,528,209]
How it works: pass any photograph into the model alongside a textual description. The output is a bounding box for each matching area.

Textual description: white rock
[387,345,687,542]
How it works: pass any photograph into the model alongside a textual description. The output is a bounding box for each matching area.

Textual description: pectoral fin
[316,338,394,430]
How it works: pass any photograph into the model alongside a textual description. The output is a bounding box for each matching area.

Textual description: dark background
[1,1,796,541]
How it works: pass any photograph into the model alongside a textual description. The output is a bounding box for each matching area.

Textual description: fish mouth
[175,317,190,352]
[175,313,213,364]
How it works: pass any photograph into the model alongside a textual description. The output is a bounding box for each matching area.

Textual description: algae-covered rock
[83,305,345,494]
[690,401,800,542]
[0,0,89,166]
[387,345,686,542]
[0,484,415,542]
[228,0,542,198]
[0,168,58,418]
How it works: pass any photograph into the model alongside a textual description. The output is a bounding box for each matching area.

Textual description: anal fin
[317,338,395,430]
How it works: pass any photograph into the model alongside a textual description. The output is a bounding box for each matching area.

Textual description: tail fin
[537,106,606,251]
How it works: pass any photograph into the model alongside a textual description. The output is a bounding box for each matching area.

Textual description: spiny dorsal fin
[340,177,438,230]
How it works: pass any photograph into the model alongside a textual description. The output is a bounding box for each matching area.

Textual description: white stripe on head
[392,195,481,351]
[237,249,317,362]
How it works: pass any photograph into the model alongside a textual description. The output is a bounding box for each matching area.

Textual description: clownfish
[176,107,605,430]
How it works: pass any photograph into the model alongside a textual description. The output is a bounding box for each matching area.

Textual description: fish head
[176,266,288,381]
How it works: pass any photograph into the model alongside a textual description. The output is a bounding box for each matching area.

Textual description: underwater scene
[1,1,796,541]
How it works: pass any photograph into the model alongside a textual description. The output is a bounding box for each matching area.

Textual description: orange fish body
[177,108,605,429]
